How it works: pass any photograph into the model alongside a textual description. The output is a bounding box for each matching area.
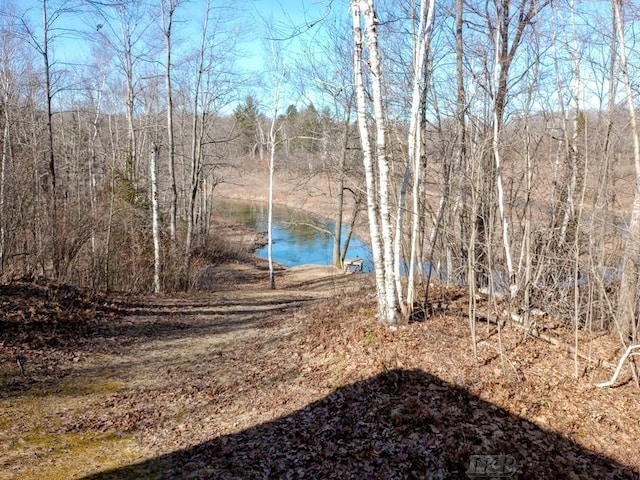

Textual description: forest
[2,0,640,342]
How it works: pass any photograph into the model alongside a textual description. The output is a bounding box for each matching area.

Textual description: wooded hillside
[1,1,640,378]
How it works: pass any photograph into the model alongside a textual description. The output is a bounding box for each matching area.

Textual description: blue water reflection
[214,199,373,272]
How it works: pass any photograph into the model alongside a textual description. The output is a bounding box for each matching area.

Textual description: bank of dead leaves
[0,277,121,382]
[1,272,639,479]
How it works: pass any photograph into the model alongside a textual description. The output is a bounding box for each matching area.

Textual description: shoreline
[215,168,371,243]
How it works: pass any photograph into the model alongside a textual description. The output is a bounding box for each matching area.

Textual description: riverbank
[215,166,370,241]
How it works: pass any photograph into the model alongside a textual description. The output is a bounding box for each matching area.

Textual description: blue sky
[8,0,347,112]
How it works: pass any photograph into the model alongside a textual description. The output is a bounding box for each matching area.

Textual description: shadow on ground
[81,369,636,480]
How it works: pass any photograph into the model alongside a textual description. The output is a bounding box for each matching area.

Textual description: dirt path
[0,263,370,479]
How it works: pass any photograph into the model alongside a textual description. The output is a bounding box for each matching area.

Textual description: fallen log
[594,344,640,388]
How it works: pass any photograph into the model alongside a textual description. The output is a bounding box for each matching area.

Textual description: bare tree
[20,0,64,276]
[351,0,399,323]
[150,142,161,293]
[0,4,22,273]
[160,0,180,243]
[266,78,283,290]
[88,0,152,184]
[612,0,640,345]
[185,0,211,257]
[296,17,360,270]
[490,0,549,297]
[404,0,435,312]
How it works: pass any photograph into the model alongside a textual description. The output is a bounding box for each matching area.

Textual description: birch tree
[481,0,549,296]
[351,0,399,323]
[150,143,161,293]
[260,17,289,290]
[0,93,7,273]
[490,0,516,297]
[404,0,435,311]
[267,82,282,290]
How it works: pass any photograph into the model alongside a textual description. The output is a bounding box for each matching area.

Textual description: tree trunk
[0,114,9,273]
[150,143,161,293]
[185,2,209,257]
[362,0,399,323]
[341,193,363,264]
[452,0,467,288]
[351,0,389,321]
[332,103,352,268]
[613,0,640,344]
[41,0,60,278]
[268,121,277,290]
[162,0,178,243]
[405,0,435,312]
[491,1,515,297]
[266,48,284,290]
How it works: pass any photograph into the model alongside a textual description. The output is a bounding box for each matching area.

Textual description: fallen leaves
[0,269,638,479]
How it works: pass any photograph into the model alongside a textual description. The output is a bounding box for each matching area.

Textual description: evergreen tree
[233,96,261,154]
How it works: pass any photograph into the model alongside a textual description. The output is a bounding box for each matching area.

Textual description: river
[214,198,373,271]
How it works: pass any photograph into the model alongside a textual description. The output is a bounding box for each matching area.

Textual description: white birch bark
[351,0,388,320]
[362,0,398,322]
[595,344,640,388]
[150,143,161,293]
[406,0,435,311]
[267,75,283,290]
[553,1,580,245]
[88,74,106,271]
[492,3,516,297]
[0,117,8,272]
[0,32,12,272]
[394,164,411,309]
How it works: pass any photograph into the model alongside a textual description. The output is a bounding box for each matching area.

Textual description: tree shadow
[81,369,636,479]
[0,292,318,398]
[2,290,316,355]
[84,296,315,346]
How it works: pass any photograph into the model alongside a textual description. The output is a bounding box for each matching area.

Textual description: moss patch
[18,431,147,480]
[0,375,146,479]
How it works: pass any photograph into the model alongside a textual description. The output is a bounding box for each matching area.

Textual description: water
[213,199,373,271]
